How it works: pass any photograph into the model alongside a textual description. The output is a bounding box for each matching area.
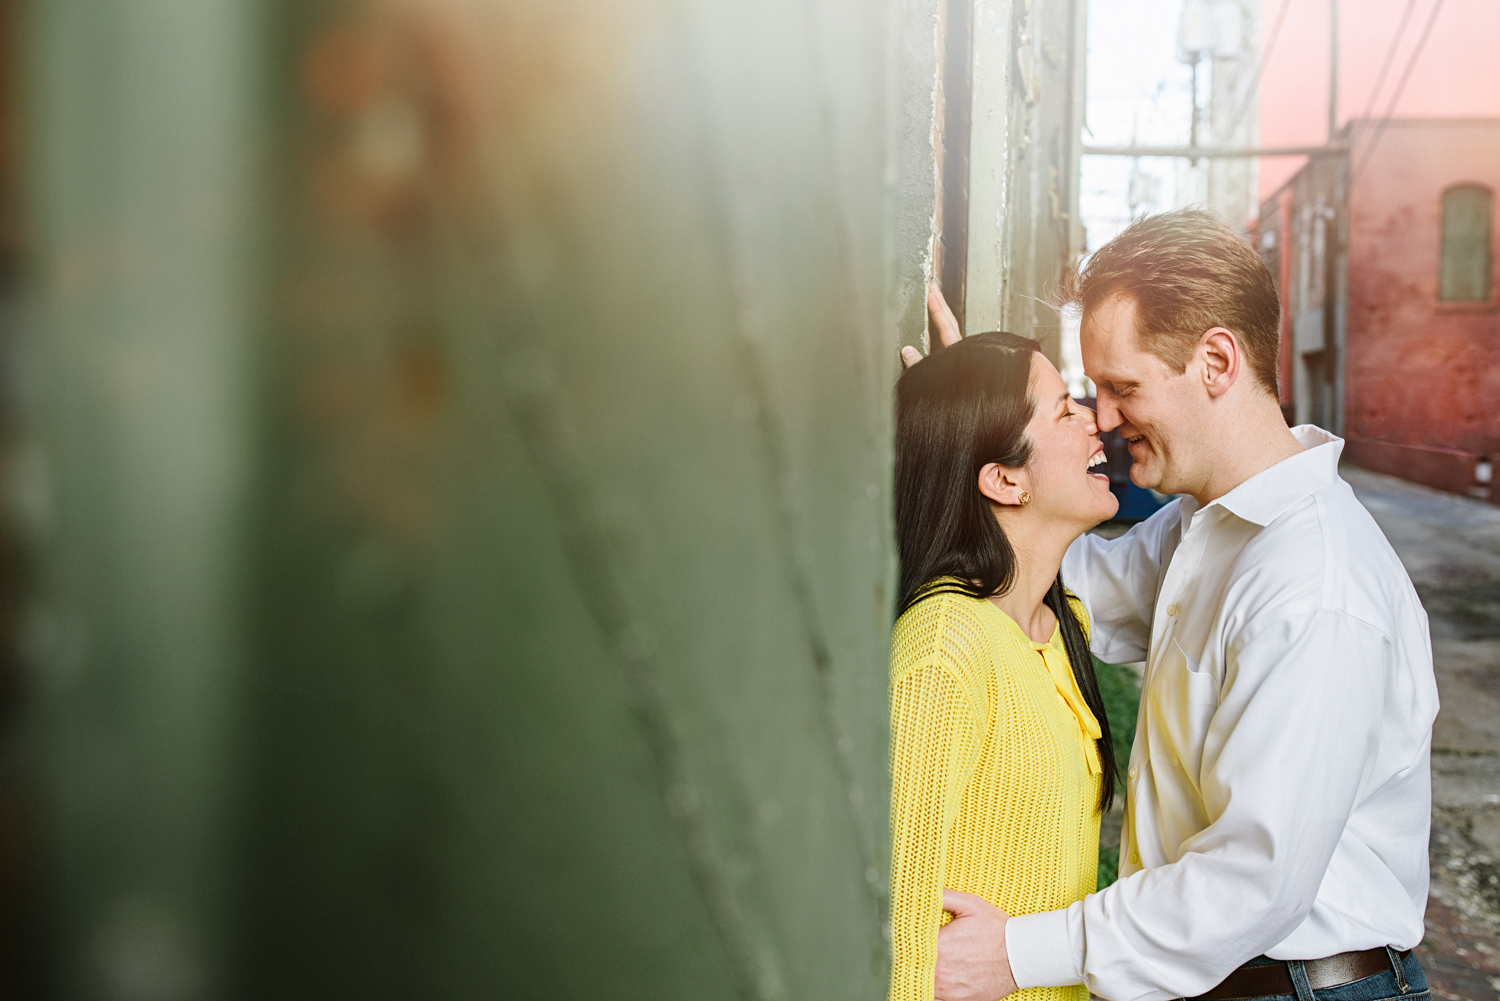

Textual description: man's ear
[978,462,1029,507]
[1199,327,1242,399]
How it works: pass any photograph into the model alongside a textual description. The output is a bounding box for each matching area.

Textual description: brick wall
[1343,120,1500,498]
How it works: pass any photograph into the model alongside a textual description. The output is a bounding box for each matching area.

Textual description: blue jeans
[1190,950,1429,1001]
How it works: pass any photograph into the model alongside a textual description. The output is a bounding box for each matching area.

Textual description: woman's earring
[1019,491,1032,506]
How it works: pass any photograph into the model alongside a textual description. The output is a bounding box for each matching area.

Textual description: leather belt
[1189,948,1409,1001]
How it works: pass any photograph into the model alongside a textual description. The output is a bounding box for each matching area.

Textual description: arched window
[1440,184,1493,301]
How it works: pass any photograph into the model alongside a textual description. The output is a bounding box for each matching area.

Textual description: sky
[1258,0,1500,200]
[1080,0,1198,253]
[1081,0,1500,245]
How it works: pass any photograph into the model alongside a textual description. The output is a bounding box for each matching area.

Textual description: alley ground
[1348,464,1500,1000]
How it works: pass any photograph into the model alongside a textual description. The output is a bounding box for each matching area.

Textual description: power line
[1350,0,1448,187]
[1219,0,1295,145]
[1361,0,1420,121]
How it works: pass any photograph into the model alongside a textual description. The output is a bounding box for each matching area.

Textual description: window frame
[1437,182,1495,309]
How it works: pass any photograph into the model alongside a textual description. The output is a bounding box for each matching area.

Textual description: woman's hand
[901,282,965,369]
[934,889,1017,1001]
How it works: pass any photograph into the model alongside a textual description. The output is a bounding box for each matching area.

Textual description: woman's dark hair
[894,332,1117,811]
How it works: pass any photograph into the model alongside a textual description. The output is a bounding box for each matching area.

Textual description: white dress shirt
[1006,426,1439,1001]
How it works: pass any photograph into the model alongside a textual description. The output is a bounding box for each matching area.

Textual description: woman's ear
[977,462,1029,508]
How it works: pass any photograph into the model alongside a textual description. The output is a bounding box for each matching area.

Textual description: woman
[889,330,1120,1001]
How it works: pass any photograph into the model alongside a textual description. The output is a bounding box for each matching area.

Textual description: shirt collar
[1184,425,1344,529]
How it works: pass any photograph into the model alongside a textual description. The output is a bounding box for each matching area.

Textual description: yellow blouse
[888,588,1103,1001]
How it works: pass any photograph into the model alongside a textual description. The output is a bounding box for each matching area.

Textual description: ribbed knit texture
[889,587,1103,1001]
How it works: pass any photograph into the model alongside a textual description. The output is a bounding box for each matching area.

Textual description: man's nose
[1094,394,1123,434]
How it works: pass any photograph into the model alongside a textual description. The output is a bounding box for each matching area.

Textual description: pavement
[1346,463,1500,1000]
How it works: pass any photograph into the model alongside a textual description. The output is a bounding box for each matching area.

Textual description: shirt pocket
[1149,638,1220,786]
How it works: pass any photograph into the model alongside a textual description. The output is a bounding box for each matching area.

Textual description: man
[905,209,1437,1001]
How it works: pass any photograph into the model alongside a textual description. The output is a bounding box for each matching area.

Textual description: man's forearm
[1060,509,1175,663]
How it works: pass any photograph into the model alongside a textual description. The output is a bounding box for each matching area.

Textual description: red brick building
[1258,119,1500,499]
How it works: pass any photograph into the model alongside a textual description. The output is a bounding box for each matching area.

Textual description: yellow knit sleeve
[888,597,987,1001]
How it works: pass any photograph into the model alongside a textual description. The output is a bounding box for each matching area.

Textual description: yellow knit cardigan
[888,587,1103,1001]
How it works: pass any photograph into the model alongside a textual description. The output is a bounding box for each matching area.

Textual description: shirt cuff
[1006,904,1085,990]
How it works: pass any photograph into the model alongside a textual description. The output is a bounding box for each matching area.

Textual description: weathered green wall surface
[243,1,902,997]
[23,0,943,997]
[964,0,1087,358]
[24,0,259,995]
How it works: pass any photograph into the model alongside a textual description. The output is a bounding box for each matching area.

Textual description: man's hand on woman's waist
[934,890,1015,1001]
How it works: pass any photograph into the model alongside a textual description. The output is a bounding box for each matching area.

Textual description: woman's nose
[1079,404,1098,434]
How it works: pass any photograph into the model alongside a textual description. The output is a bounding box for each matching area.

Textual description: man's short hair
[1064,208,1282,396]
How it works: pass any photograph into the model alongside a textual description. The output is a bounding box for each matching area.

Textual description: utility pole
[1188,52,1203,162]
[1207,0,1259,228]
[1328,0,1339,141]
[1177,0,1212,192]
[1175,0,1260,226]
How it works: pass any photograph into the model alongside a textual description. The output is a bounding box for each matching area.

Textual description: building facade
[1260,119,1500,498]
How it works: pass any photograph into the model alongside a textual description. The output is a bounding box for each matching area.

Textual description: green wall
[25,0,259,994]
[24,0,942,996]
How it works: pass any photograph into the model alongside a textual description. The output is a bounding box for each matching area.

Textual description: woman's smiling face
[1019,354,1119,529]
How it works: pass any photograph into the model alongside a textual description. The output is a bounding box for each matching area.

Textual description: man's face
[1081,294,1207,495]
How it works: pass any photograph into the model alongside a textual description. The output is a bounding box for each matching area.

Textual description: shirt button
[1166,604,1178,616]
[1128,766,1139,780]
[1130,851,1140,865]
